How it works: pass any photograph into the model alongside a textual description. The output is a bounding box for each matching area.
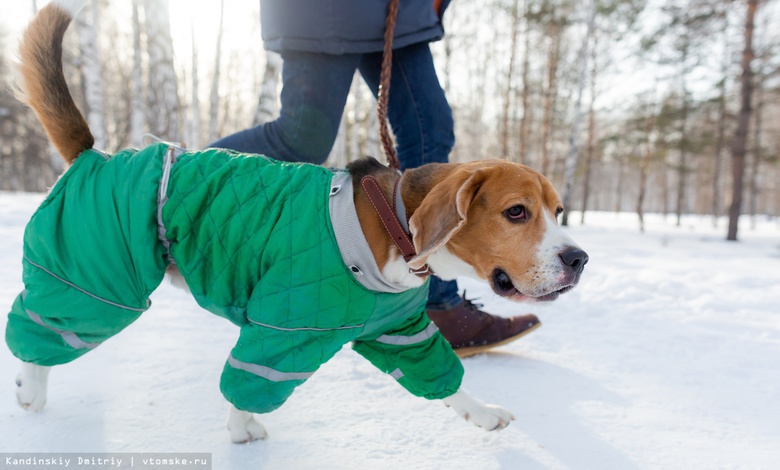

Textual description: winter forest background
[0,0,778,242]
[1,2,779,466]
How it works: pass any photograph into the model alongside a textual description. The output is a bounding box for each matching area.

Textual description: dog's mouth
[490,268,575,302]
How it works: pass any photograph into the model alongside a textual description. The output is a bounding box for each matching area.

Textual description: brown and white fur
[14,0,587,442]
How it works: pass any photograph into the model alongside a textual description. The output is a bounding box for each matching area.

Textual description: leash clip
[409,265,433,276]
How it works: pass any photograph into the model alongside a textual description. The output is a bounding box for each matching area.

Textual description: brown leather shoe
[427,295,541,358]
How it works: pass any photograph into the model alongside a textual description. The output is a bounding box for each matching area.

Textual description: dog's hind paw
[230,418,268,444]
[227,405,268,443]
[16,363,50,412]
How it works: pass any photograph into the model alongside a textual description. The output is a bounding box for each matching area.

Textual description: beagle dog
[11,0,587,443]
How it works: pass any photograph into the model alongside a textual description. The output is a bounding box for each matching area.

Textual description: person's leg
[358,43,541,356]
[210,51,361,164]
[357,42,461,310]
[357,42,454,170]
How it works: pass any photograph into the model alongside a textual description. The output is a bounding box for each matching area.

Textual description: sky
[1,0,260,62]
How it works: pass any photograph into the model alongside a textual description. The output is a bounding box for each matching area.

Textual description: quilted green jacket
[6,143,463,413]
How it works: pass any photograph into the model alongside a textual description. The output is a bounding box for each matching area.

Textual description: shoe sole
[454,321,542,358]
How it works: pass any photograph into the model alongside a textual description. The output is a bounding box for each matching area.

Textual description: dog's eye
[504,205,527,222]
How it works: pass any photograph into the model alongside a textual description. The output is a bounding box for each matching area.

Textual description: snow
[1,191,779,469]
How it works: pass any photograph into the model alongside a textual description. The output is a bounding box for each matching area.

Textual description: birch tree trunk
[329,114,348,168]
[442,21,458,162]
[253,52,282,126]
[561,0,596,226]
[661,156,669,219]
[774,163,780,219]
[130,0,146,146]
[144,0,180,140]
[580,33,598,225]
[712,25,729,227]
[727,0,758,241]
[637,105,656,233]
[208,0,225,143]
[518,2,531,165]
[76,1,106,149]
[748,72,763,229]
[365,96,380,160]
[675,45,689,227]
[188,26,201,148]
[500,0,520,159]
[218,54,238,138]
[346,74,363,162]
[541,20,561,174]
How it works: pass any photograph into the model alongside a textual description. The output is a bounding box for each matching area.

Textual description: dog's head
[406,160,587,302]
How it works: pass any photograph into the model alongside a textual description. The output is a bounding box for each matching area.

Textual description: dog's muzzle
[490,246,588,302]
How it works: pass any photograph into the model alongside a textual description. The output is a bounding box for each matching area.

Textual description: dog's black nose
[559,248,589,274]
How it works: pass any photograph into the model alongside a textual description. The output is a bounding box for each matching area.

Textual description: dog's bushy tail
[17,0,93,164]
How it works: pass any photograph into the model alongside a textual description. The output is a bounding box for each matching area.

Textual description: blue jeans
[210,42,462,311]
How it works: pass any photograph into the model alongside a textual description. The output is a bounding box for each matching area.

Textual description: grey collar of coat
[329,171,413,294]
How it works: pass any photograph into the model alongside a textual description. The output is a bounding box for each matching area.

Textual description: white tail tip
[51,0,89,17]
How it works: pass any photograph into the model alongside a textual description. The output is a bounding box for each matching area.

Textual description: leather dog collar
[360,175,433,278]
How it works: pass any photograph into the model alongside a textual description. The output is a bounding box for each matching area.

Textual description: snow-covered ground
[1,192,779,469]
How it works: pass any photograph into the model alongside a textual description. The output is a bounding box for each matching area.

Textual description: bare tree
[186,25,201,148]
[614,155,626,213]
[727,0,759,241]
[253,53,282,126]
[500,0,521,159]
[0,23,55,191]
[637,100,657,232]
[561,0,596,226]
[774,160,780,220]
[329,114,349,167]
[144,0,180,140]
[675,46,690,227]
[540,15,562,174]
[579,33,598,225]
[748,58,764,229]
[518,0,532,164]
[348,75,363,162]
[75,1,106,149]
[644,0,721,226]
[747,10,775,228]
[130,0,146,146]
[365,94,380,160]
[208,0,226,143]
[711,19,729,227]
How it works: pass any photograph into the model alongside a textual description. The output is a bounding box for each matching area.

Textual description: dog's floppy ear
[407,168,489,270]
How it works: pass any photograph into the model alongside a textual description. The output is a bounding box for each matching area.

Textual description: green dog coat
[6,143,463,413]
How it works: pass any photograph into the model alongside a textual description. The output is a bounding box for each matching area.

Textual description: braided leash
[378,0,401,171]
[362,0,434,277]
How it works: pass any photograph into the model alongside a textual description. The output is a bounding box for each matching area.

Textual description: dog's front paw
[461,403,515,431]
[16,363,50,412]
[227,405,268,443]
[443,389,515,431]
